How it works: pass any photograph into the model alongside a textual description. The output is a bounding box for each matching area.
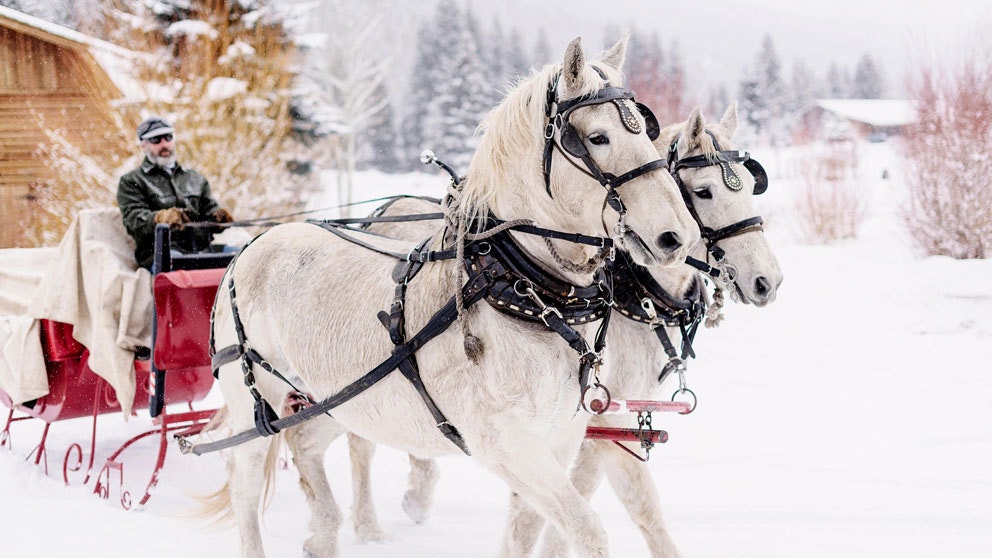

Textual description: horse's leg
[347,432,389,542]
[226,437,275,558]
[285,417,346,558]
[602,444,682,558]
[401,454,440,524]
[536,439,609,558]
[489,426,606,558]
[500,491,545,558]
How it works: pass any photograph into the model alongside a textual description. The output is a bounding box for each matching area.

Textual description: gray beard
[148,152,177,170]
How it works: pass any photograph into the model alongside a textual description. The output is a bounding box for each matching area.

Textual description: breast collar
[609,251,704,327]
[463,226,613,326]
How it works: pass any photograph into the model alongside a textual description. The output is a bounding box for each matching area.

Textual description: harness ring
[581,382,613,415]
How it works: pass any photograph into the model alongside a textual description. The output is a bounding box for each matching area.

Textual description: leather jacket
[117,158,221,268]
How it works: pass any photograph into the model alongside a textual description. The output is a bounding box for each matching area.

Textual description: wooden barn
[0,6,135,247]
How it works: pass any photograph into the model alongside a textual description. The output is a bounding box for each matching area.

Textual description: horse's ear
[721,102,739,137]
[600,32,628,71]
[682,106,706,150]
[562,37,585,95]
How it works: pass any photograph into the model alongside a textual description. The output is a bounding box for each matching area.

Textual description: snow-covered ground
[1,139,990,557]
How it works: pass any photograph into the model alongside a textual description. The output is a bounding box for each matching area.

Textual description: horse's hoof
[354,527,390,544]
[302,541,337,558]
[402,493,431,524]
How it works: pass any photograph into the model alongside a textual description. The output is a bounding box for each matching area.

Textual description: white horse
[347,103,783,557]
[199,36,698,558]
[529,103,784,557]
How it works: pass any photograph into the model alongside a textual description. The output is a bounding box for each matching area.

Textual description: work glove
[153,207,189,227]
[213,207,234,223]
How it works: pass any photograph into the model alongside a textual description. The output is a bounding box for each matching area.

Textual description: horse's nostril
[755,276,771,297]
[657,231,682,253]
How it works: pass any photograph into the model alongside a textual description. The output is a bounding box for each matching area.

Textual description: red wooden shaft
[584,426,668,444]
[589,399,691,414]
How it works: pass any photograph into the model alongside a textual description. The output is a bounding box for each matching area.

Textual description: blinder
[744,158,768,195]
[560,121,587,158]
[636,102,660,141]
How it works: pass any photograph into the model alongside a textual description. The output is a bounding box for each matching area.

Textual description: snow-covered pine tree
[532,27,552,72]
[0,0,72,26]
[737,66,762,139]
[480,16,508,102]
[433,8,488,173]
[789,58,823,143]
[738,34,788,144]
[705,83,731,121]
[399,0,462,170]
[504,27,530,86]
[790,59,821,110]
[826,62,852,98]
[852,53,886,98]
[360,92,402,172]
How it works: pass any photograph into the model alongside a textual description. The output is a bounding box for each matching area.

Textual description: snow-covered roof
[814,99,916,127]
[0,5,149,102]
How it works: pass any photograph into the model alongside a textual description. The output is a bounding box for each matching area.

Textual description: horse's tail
[193,406,284,527]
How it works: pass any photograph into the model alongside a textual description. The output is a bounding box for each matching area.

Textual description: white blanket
[0,208,153,415]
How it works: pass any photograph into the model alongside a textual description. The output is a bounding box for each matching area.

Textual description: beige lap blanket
[0,208,152,415]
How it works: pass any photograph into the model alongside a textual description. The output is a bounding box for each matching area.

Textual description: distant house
[0,6,139,247]
[798,99,917,143]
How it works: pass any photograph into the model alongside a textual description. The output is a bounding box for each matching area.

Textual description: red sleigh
[0,225,233,508]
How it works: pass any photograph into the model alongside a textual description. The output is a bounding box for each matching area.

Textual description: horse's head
[461,35,698,278]
[659,102,783,306]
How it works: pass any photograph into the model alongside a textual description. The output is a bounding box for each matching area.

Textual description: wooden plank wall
[0,26,120,247]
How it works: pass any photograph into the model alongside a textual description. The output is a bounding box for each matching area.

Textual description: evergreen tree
[826,62,852,98]
[706,83,731,120]
[481,17,508,96]
[852,53,886,98]
[358,80,402,171]
[737,67,762,131]
[738,34,788,143]
[433,9,489,172]
[790,58,821,110]
[399,0,462,170]
[504,28,530,84]
[532,27,552,72]
[0,0,72,25]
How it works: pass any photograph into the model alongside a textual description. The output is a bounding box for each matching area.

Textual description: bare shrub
[901,49,992,259]
[793,144,867,244]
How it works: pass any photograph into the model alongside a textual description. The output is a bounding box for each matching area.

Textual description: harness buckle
[539,305,563,327]
[640,298,658,322]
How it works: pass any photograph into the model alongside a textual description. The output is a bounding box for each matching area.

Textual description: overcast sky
[465,0,992,98]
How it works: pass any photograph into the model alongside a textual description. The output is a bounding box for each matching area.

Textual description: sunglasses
[147,134,173,144]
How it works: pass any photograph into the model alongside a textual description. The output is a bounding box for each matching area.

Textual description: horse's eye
[588,133,609,146]
[693,187,712,200]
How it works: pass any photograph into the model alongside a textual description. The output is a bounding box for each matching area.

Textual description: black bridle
[667,130,768,268]
[541,67,666,225]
